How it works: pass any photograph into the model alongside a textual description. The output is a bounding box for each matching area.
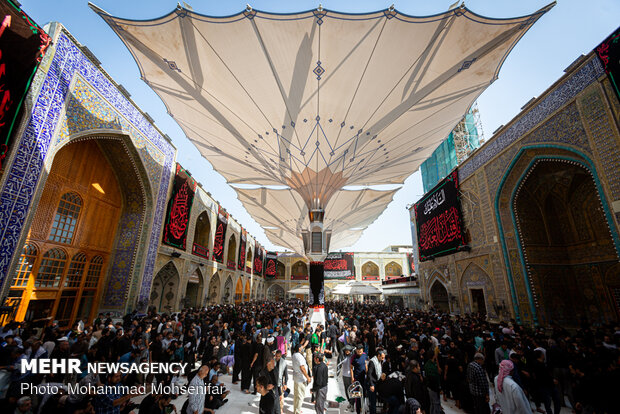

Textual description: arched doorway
[192,211,211,259]
[222,276,234,304]
[362,261,380,281]
[291,261,308,281]
[267,284,285,301]
[9,140,126,326]
[184,268,203,308]
[235,279,243,304]
[150,261,180,313]
[226,235,237,269]
[430,280,449,313]
[276,261,286,279]
[244,280,251,302]
[514,159,620,326]
[207,272,221,304]
[385,261,403,280]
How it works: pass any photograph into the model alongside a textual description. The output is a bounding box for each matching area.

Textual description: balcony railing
[382,275,419,286]
[192,243,209,259]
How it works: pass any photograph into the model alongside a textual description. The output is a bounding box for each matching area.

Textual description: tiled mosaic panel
[460,58,604,181]
[0,30,175,310]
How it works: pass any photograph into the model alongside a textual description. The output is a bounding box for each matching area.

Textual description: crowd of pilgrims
[0,300,617,414]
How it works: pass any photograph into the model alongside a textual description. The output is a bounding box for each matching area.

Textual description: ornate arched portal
[192,211,211,259]
[513,159,620,326]
[8,138,149,325]
[430,280,449,313]
[208,272,221,304]
[244,280,251,301]
[235,278,243,304]
[267,284,285,301]
[222,276,234,304]
[150,261,180,312]
[184,268,203,308]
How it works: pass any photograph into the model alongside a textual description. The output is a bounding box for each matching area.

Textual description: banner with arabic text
[324,252,355,280]
[237,228,247,270]
[264,251,278,279]
[162,164,196,249]
[253,241,263,276]
[212,206,228,263]
[414,170,465,261]
[596,26,620,100]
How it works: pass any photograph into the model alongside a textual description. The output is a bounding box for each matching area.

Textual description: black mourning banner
[162,164,196,250]
[414,170,465,261]
[596,26,620,100]
[212,206,228,263]
[238,228,247,270]
[264,251,278,279]
[0,0,51,169]
[253,242,263,276]
[324,252,355,280]
[309,261,325,306]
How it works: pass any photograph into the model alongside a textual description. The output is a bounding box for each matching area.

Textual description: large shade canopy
[92,3,553,253]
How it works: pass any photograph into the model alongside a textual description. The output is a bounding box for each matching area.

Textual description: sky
[18,0,620,252]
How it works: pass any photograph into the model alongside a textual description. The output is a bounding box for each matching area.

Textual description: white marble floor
[143,355,572,414]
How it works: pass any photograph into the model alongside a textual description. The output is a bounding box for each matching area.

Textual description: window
[84,256,104,288]
[49,192,82,244]
[12,244,38,287]
[56,290,77,326]
[65,253,87,287]
[35,249,67,288]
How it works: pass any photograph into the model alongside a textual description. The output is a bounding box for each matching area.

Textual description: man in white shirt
[292,344,311,414]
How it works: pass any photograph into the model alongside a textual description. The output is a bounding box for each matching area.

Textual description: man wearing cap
[467,353,490,414]
[292,343,311,414]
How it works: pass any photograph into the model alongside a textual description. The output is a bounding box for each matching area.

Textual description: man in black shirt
[257,375,277,414]
[313,353,328,414]
[251,333,265,394]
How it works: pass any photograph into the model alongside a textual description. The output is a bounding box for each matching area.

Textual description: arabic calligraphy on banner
[324,252,355,280]
[212,205,228,263]
[414,170,466,261]
[162,164,196,249]
[264,251,278,279]
[253,242,263,276]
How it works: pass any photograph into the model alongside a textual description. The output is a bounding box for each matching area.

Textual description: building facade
[271,249,414,303]
[413,49,620,327]
[0,23,177,324]
[0,23,270,325]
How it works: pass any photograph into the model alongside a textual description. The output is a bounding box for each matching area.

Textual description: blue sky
[19,0,620,252]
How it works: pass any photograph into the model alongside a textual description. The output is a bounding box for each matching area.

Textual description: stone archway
[235,278,243,304]
[222,275,234,304]
[207,272,221,304]
[244,280,251,302]
[513,159,620,326]
[184,268,203,308]
[430,280,449,313]
[226,235,237,269]
[192,211,211,259]
[385,261,403,280]
[362,261,380,281]
[268,284,285,301]
[460,263,494,318]
[150,261,180,312]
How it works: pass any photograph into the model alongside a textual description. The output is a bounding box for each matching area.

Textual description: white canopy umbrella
[332,280,382,295]
[92,3,553,253]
